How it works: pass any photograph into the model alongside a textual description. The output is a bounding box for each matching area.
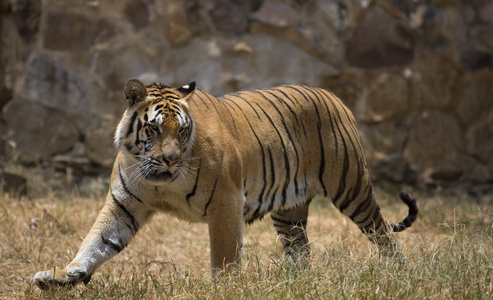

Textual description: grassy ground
[1,173,492,299]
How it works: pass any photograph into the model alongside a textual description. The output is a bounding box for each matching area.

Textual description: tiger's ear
[177,81,196,103]
[124,79,148,108]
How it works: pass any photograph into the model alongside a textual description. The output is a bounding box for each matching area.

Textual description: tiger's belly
[242,183,311,224]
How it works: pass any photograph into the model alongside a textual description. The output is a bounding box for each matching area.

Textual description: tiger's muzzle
[140,156,180,183]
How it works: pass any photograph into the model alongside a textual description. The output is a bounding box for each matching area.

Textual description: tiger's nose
[163,156,179,166]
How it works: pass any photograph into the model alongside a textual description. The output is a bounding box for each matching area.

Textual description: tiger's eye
[179,126,187,136]
[150,124,159,132]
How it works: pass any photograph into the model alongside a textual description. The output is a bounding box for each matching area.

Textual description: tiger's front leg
[206,191,244,274]
[33,191,152,290]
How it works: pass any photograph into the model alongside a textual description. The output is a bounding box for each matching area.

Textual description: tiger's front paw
[33,263,92,290]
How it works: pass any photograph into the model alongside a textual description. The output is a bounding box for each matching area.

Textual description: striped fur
[33,80,418,290]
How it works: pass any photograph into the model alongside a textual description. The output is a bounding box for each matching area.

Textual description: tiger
[33,79,418,289]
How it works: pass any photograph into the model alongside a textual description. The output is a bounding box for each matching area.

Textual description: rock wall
[1,0,493,186]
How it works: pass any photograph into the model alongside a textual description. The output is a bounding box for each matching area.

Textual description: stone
[0,83,12,111]
[359,121,409,163]
[93,18,117,46]
[298,19,342,64]
[209,1,248,34]
[456,155,492,183]
[0,172,27,195]
[453,69,493,125]
[418,5,467,47]
[465,163,492,183]
[85,116,119,168]
[91,43,153,92]
[52,142,94,174]
[466,107,493,175]
[159,0,194,45]
[43,11,116,51]
[404,110,465,181]
[124,0,149,31]
[356,72,409,123]
[251,0,299,28]
[44,11,94,51]
[345,6,416,69]
[21,54,91,121]
[96,0,133,20]
[373,153,417,184]
[12,0,41,44]
[411,50,458,111]
[233,0,263,12]
[160,34,340,95]
[2,100,80,163]
[0,0,491,186]
[318,0,351,33]
[460,48,492,71]
[469,24,493,61]
[0,121,7,163]
[473,0,493,23]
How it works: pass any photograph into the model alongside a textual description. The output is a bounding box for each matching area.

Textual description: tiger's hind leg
[270,204,310,262]
[335,186,398,256]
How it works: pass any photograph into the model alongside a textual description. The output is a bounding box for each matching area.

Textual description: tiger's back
[190,85,373,225]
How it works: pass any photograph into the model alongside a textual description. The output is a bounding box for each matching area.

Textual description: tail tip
[399,191,419,216]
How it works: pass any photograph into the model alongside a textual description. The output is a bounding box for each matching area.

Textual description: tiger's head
[114,79,196,184]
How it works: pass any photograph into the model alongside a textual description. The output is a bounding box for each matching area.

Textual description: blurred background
[0,0,492,194]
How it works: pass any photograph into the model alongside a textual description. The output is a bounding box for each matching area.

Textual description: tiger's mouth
[142,168,176,182]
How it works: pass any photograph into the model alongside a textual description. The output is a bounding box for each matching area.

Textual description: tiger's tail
[390,192,419,232]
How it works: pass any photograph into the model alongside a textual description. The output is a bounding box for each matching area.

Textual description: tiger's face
[115,80,196,184]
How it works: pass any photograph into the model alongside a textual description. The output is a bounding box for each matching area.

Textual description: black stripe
[361,206,381,233]
[217,97,239,134]
[333,93,360,147]
[118,164,143,203]
[170,103,181,111]
[271,215,307,227]
[273,87,301,105]
[228,93,261,119]
[358,205,376,228]
[193,92,209,108]
[336,188,352,212]
[349,186,373,220]
[126,112,138,137]
[265,90,299,123]
[257,90,301,198]
[125,142,133,153]
[225,96,268,207]
[280,117,300,198]
[203,178,219,216]
[203,92,222,116]
[310,88,347,203]
[291,86,327,197]
[253,100,290,206]
[186,158,202,205]
[111,193,139,233]
[266,147,278,212]
[101,235,123,253]
[312,88,339,160]
[135,118,143,146]
[327,91,363,206]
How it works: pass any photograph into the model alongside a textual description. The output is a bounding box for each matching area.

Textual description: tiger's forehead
[146,83,181,100]
[143,84,186,127]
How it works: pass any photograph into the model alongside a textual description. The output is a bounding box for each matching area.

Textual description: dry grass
[1,174,493,299]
